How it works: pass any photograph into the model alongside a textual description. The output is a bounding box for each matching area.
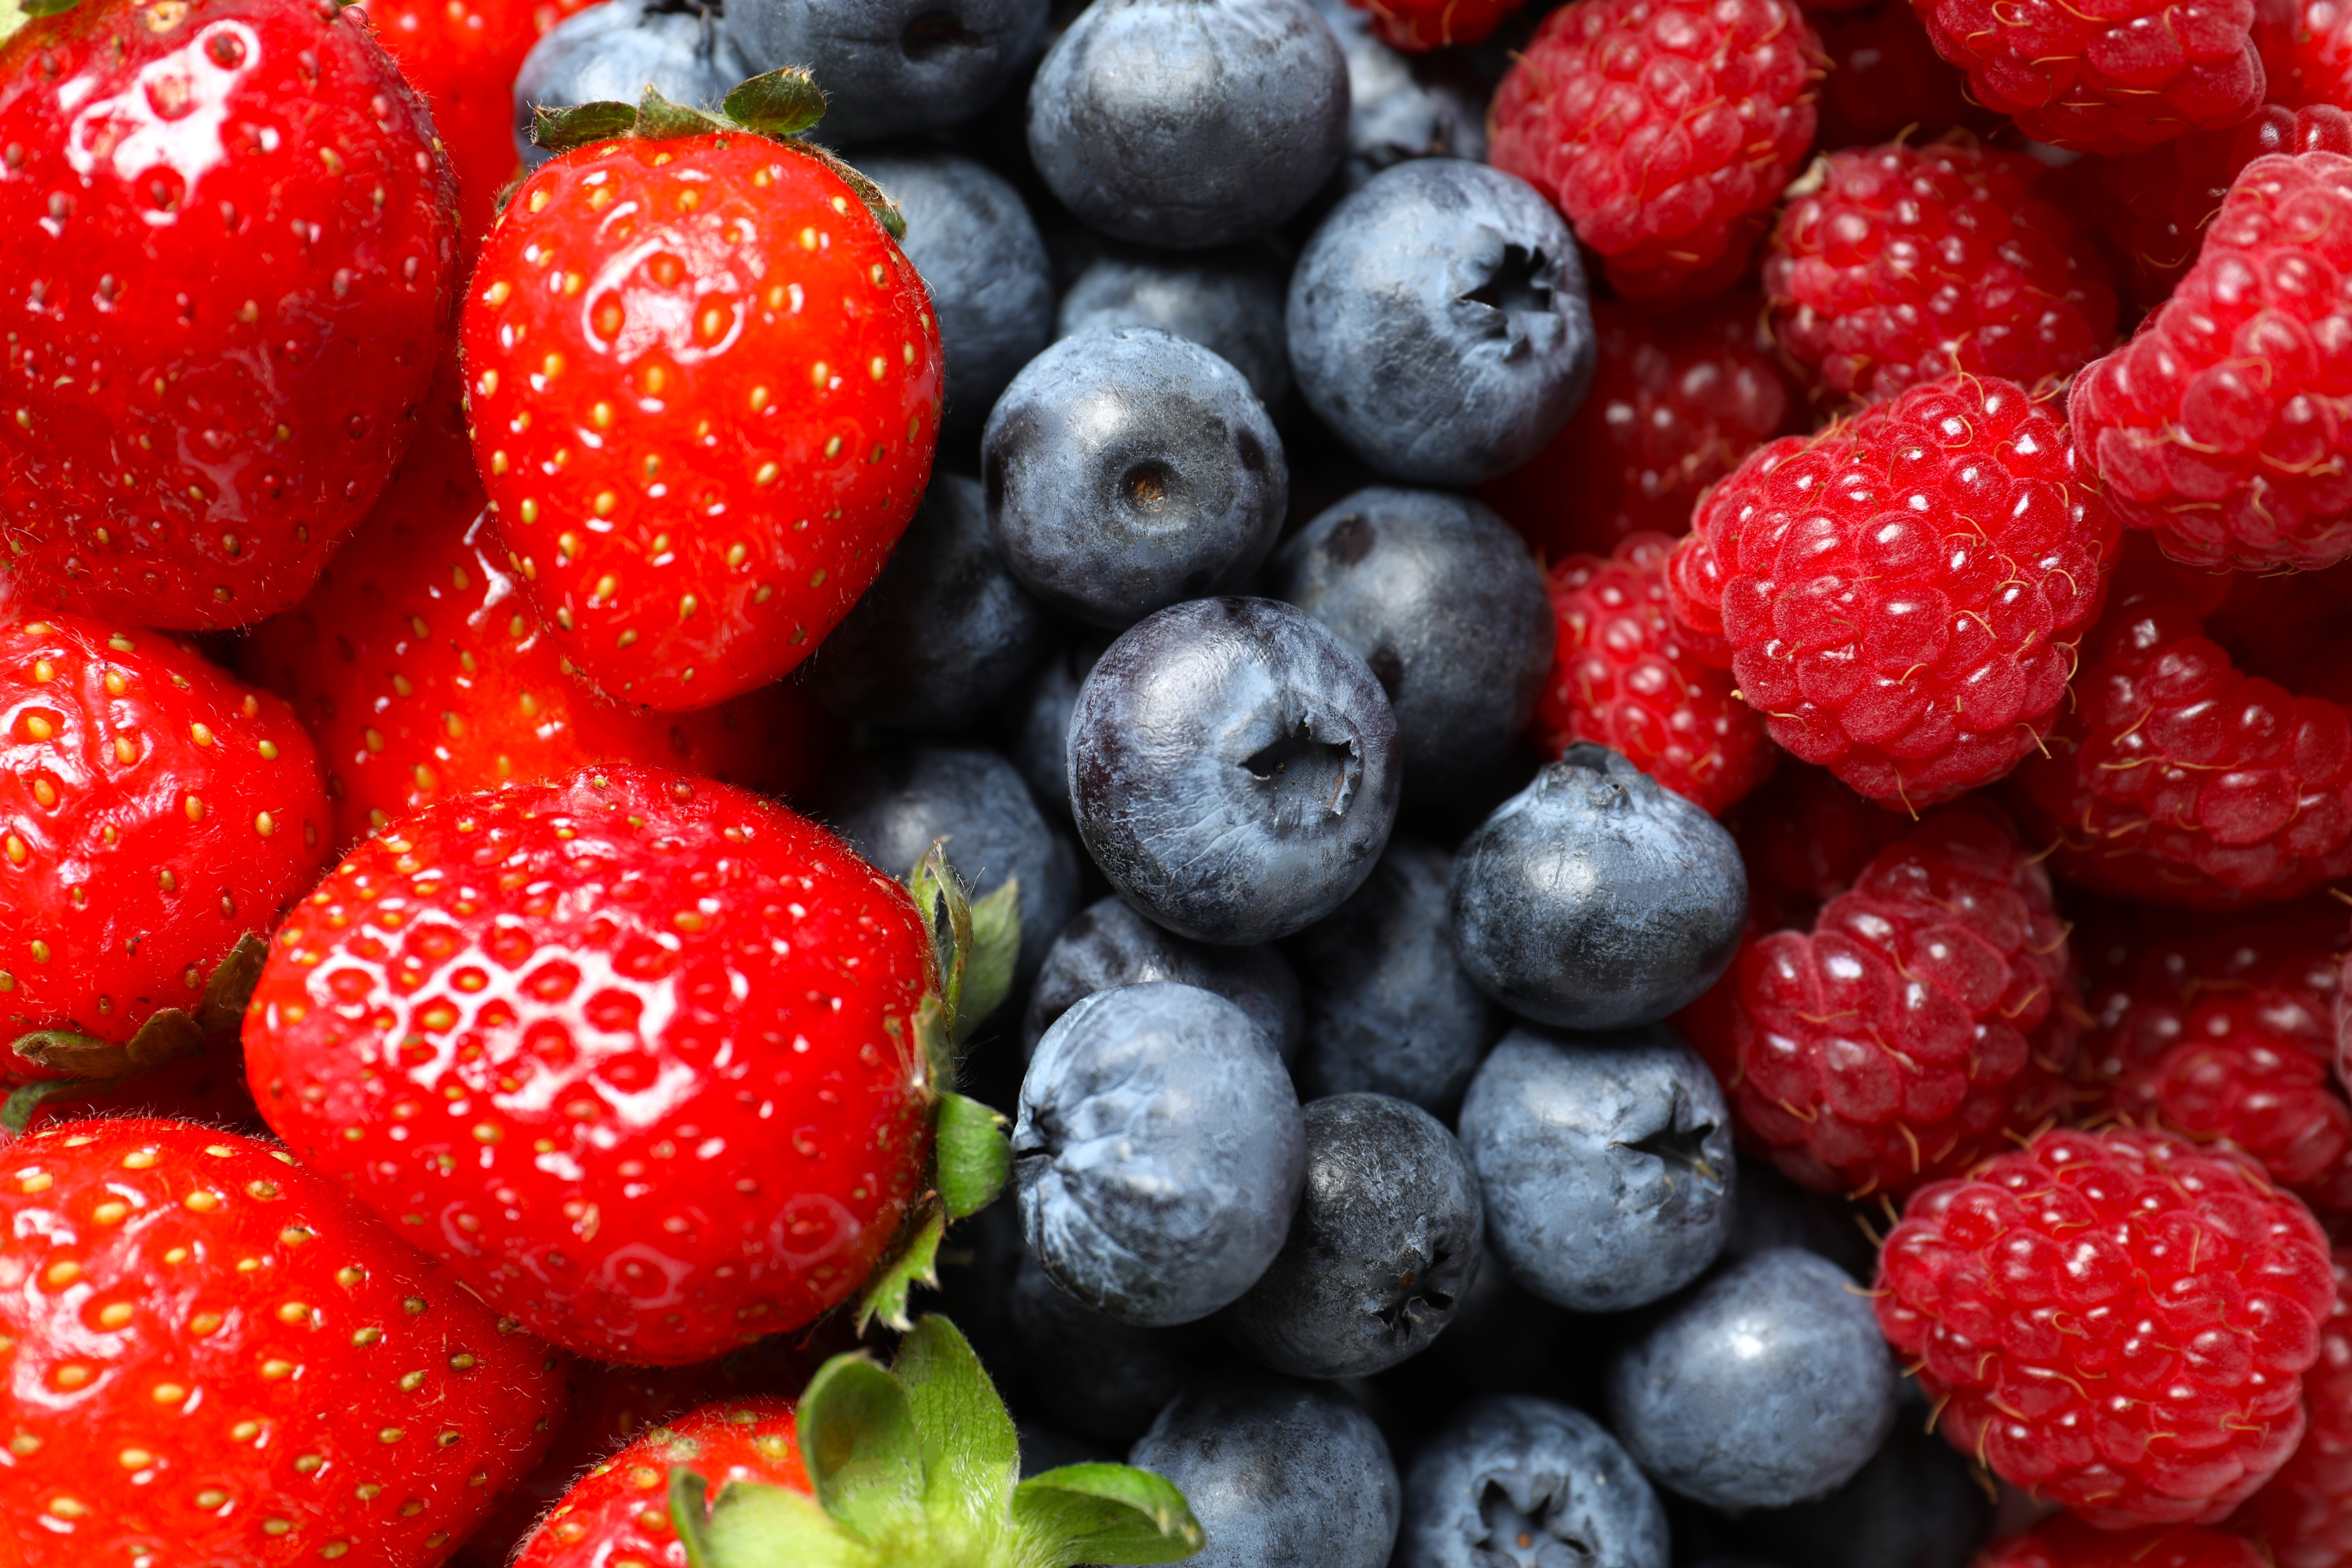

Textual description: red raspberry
[1664,374,2119,808]
[1344,0,1525,49]
[1488,0,1822,300]
[1905,0,2266,153]
[2231,1246,2352,1568]
[2074,897,2352,1214]
[1812,1,1999,149]
[2071,152,2352,572]
[2257,0,2352,113]
[1876,1127,2337,1527]
[1764,140,2120,404]
[1682,804,2080,1199]
[1479,295,1799,561]
[1981,1516,2270,1568]
[1534,532,1777,814]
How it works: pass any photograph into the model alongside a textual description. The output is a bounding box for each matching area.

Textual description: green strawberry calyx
[670,1315,1204,1568]
[528,70,907,239]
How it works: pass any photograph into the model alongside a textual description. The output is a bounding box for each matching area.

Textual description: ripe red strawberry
[1811,0,1997,149]
[2231,1245,2352,1568]
[460,83,943,711]
[242,763,941,1364]
[1982,1517,2270,1568]
[0,0,460,630]
[1764,140,2119,404]
[1338,0,1524,49]
[1664,373,2118,808]
[0,1117,569,1567]
[513,1398,806,1567]
[1478,294,1798,561]
[239,363,840,850]
[1488,0,1822,300]
[1877,1127,2336,1527]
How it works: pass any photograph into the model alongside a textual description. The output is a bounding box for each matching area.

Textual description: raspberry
[1764,140,2120,404]
[2257,0,2352,114]
[1682,804,2080,1199]
[2074,896,2352,1214]
[2231,1247,2352,1568]
[1534,532,1778,814]
[1488,0,1822,300]
[1479,295,1799,560]
[1876,1127,2337,1527]
[1812,1,1999,148]
[2071,152,2352,572]
[1906,0,2266,153]
[1664,374,2119,808]
[1343,0,1525,49]
[1981,1516,2270,1568]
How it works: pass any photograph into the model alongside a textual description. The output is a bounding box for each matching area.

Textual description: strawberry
[238,362,841,851]
[0,0,460,630]
[514,1396,807,1567]
[458,75,943,711]
[0,1118,569,1567]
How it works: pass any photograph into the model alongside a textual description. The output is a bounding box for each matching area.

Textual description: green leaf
[9,930,268,1083]
[894,1315,1019,1531]
[196,932,268,1034]
[635,84,728,140]
[0,1077,102,1136]
[904,840,973,1080]
[1011,1464,1206,1567]
[531,99,639,153]
[722,66,828,137]
[855,1201,944,1335]
[958,877,1022,1038]
[796,1353,927,1545]
[679,1470,879,1568]
[17,0,75,17]
[933,1093,1010,1220]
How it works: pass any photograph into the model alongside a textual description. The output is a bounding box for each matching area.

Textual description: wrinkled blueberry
[513,0,748,168]
[1310,0,1487,190]
[1732,1395,1993,1568]
[1289,159,1594,485]
[726,0,1046,144]
[1007,1249,1205,1444]
[1057,247,1293,409]
[1396,1394,1669,1568]
[1015,982,1306,1325]
[1026,896,1302,1062]
[1005,636,1108,820]
[1069,597,1400,945]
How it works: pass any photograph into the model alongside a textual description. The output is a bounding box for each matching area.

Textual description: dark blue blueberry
[1289,159,1594,485]
[1004,636,1108,821]
[1309,0,1487,191]
[1731,1395,1993,1568]
[725,0,1046,144]
[1068,597,1400,945]
[1272,487,1552,803]
[1007,1249,1205,1443]
[1457,1026,1734,1314]
[1025,896,1302,1062]
[1396,1394,1669,1568]
[513,0,747,169]
[821,743,1081,991]
[1129,1369,1401,1568]
[984,328,1286,630]
[1287,840,1494,1114]
[1222,1092,1482,1379]
[1449,746,1746,1031]
[858,154,1056,439]
[1015,982,1306,1325]
[1604,1248,1899,1512]
[805,473,1049,731]
[1056,247,1293,409]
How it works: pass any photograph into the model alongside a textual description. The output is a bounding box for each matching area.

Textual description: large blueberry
[1272,487,1552,803]
[1026,896,1302,1063]
[858,154,1056,439]
[1310,0,1486,190]
[1604,1248,1899,1511]
[1015,982,1306,1325]
[1007,1249,1204,1444]
[512,0,748,169]
[984,328,1285,630]
[1129,1370,1401,1568]
[1450,746,1745,1031]
[806,473,1049,730]
[1069,597,1400,945]
[1057,247,1292,409]
[726,0,1046,144]
[1004,636,1108,820]
[1222,1092,1481,1380]
[1458,1026,1733,1314]
[1027,0,1348,249]
[1287,840,1494,1113]
[1289,160,1594,485]
[1396,1395,1668,1568]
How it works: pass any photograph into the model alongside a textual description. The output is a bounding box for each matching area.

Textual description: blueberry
[1004,636,1108,821]
[1289,160,1595,485]
[1057,247,1293,410]
[1604,1248,1899,1511]
[1309,0,1487,190]
[1272,487,1553,803]
[1026,896,1303,1063]
[1287,840,1495,1114]
[983,327,1286,630]
[1007,1249,1205,1443]
[1457,1026,1734,1314]
[1068,597,1401,945]
[857,154,1056,440]
[821,743,1081,990]
[725,0,1046,144]
[1731,1399,1993,1568]
[1396,1394,1669,1568]
[1027,0,1348,250]
[512,0,748,169]
[805,473,1049,730]
[1221,1092,1481,1379]
[1449,746,1746,1031]
[1129,1369,1401,1568]
[1015,982,1306,1325]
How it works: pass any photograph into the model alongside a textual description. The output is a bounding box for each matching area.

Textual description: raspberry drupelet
[2230,1246,2352,1568]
